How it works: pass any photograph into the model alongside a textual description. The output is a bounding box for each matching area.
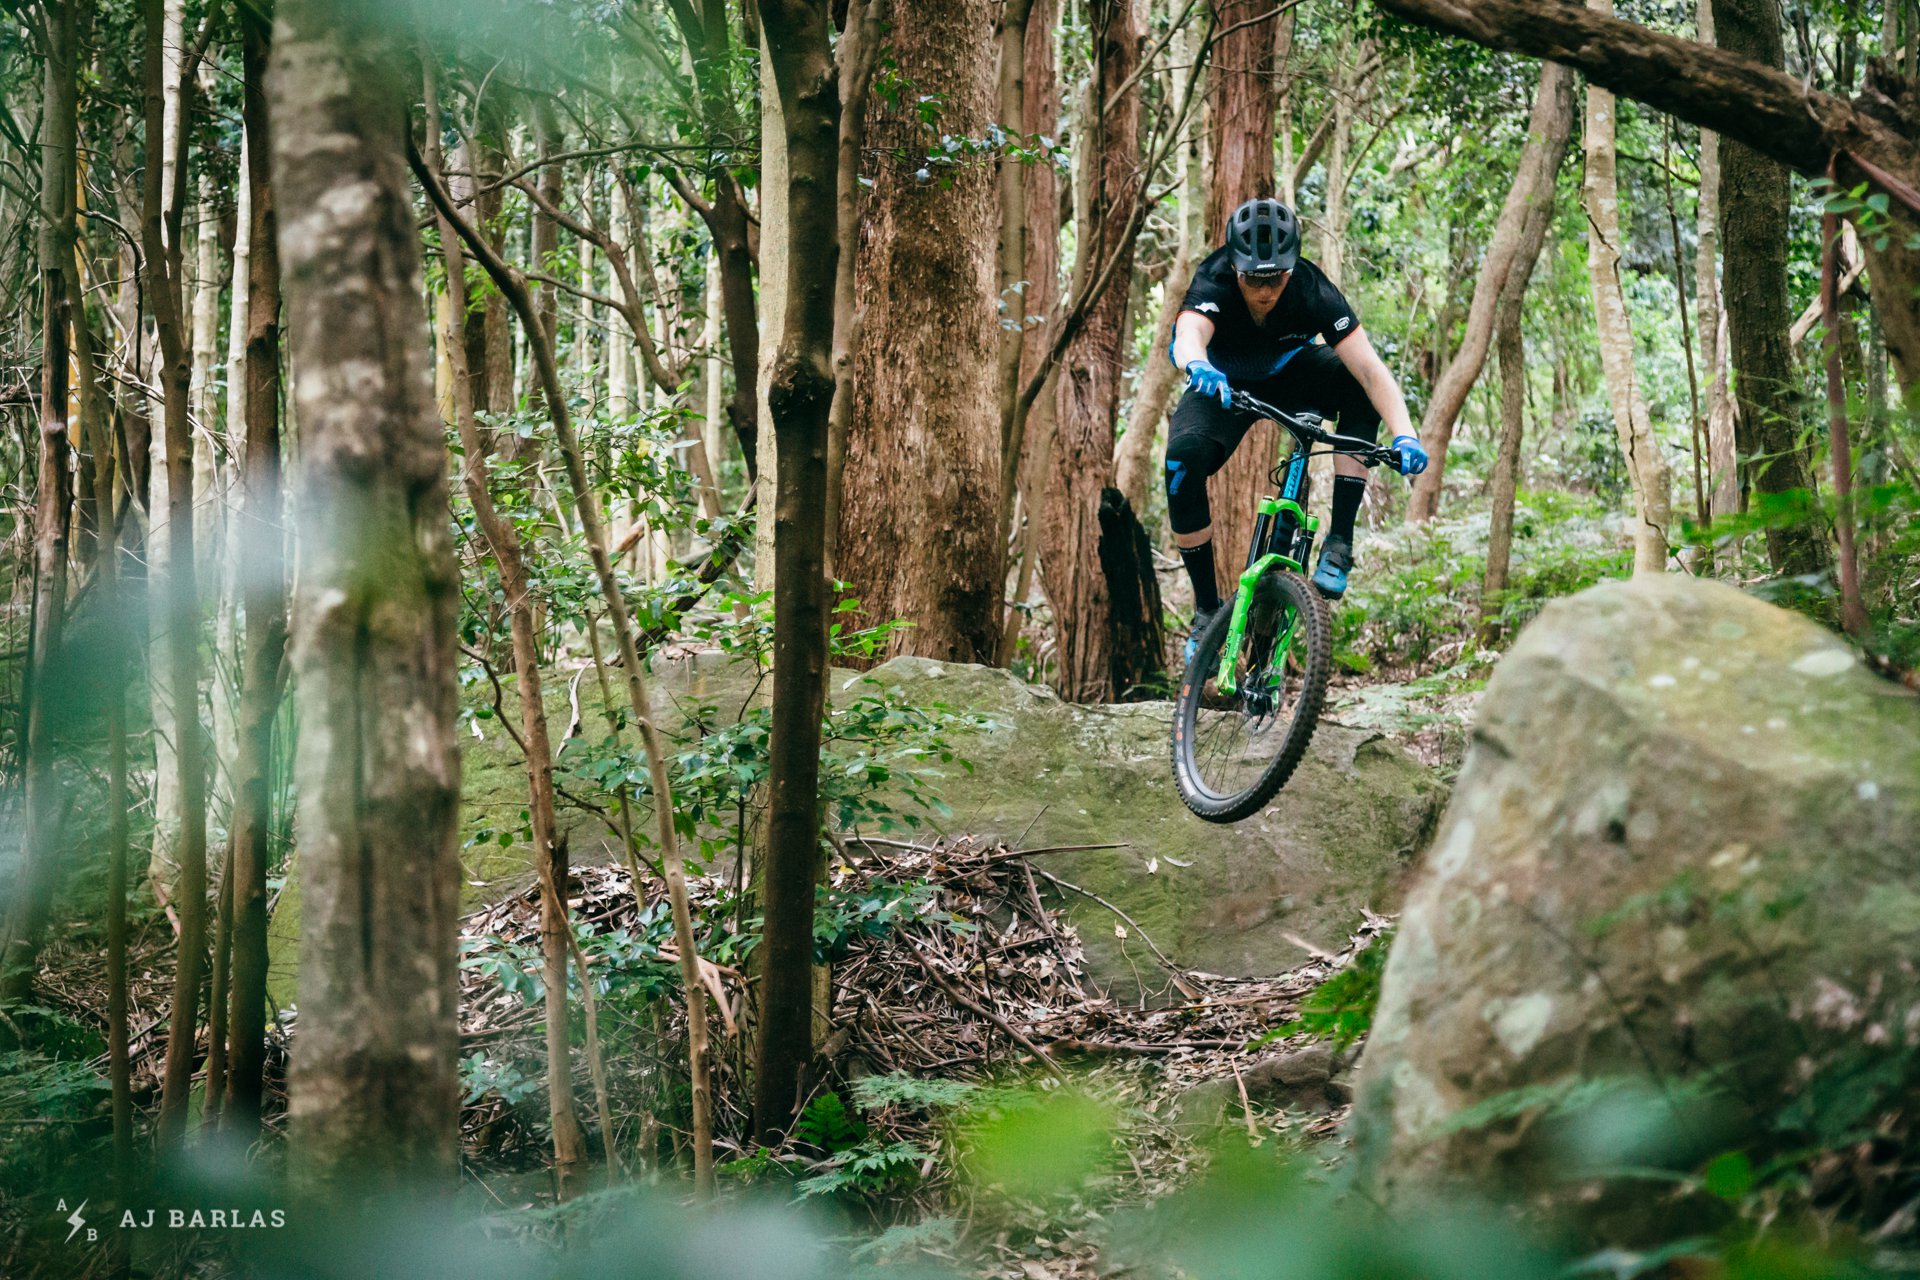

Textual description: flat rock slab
[269,653,1445,1006]
[845,658,1444,997]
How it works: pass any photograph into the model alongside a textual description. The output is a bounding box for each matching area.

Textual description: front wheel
[1171,570,1332,823]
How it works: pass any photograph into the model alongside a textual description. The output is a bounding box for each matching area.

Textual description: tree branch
[1371,0,1920,180]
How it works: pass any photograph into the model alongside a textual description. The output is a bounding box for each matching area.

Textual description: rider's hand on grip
[1184,359,1232,407]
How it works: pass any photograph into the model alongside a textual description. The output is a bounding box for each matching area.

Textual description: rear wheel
[1171,570,1331,823]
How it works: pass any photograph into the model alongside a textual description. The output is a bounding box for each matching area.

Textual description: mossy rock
[1349,576,1920,1239]
[268,652,1446,1006]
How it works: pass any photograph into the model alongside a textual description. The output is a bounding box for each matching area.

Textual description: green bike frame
[1213,494,1317,696]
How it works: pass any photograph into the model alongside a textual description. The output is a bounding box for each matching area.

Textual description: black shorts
[1166,343,1381,471]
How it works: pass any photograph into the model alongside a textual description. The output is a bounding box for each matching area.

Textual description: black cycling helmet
[1227,197,1300,275]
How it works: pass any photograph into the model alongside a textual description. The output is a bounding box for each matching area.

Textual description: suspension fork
[1214,494,1318,695]
[1213,444,1322,695]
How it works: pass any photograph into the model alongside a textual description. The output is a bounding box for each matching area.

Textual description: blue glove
[1184,359,1232,407]
[1390,434,1428,477]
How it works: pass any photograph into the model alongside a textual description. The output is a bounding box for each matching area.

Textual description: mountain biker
[1166,197,1428,658]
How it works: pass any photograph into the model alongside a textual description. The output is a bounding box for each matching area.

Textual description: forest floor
[450,832,1392,1276]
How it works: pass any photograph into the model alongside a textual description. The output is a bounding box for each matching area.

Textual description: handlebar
[1228,389,1400,470]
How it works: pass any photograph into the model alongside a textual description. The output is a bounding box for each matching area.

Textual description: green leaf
[1702,1150,1753,1202]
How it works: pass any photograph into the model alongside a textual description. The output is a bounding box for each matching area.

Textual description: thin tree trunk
[995,0,1040,449]
[1480,295,1528,637]
[1114,246,1186,510]
[1,0,77,1009]
[423,91,588,1195]
[754,34,788,590]
[1694,0,1741,519]
[1317,29,1359,285]
[222,3,284,1136]
[1115,13,1199,510]
[271,0,463,1194]
[1042,0,1147,703]
[670,0,761,474]
[996,0,1063,665]
[1822,205,1870,634]
[417,148,717,1196]
[835,0,1002,663]
[1584,1,1672,575]
[517,106,562,458]
[1407,62,1575,521]
[1663,117,1710,536]
[203,847,233,1126]
[147,0,210,1145]
[756,0,840,1148]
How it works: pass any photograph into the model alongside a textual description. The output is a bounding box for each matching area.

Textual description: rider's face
[1237,269,1291,313]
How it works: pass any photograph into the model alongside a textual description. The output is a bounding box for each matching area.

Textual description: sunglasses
[1237,270,1290,286]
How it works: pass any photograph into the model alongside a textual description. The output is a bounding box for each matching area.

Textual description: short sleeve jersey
[1175,248,1359,383]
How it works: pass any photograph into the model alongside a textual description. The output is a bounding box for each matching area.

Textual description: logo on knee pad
[1166,459,1188,494]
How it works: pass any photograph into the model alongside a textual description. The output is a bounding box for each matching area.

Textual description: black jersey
[1175,248,1360,383]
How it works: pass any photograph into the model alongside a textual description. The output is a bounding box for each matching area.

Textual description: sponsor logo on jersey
[1333,315,1351,331]
[1196,301,1219,313]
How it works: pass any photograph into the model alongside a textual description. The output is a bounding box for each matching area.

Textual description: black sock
[1180,542,1221,612]
[1329,475,1367,545]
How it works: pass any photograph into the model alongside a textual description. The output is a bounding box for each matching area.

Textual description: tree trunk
[996,0,1063,664]
[270,0,463,1193]
[1114,242,1187,510]
[1583,7,1673,575]
[673,0,761,475]
[1203,0,1280,604]
[1479,292,1529,637]
[222,4,284,1136]
[1693,0,1741,519]
[1715,0,1827,574]
[1113,10,1198,514]
[1203,0,1278,237]
[416,139,718,1197]
[1115,12,1201,511]
[1316,31,1369,285]
[755,34,788,587]
[517,106,562,458]
[424,98,588,1196]
[2,0,77,1009]
[146,0,210,1146]
[995,0,1040,450]
[835,0,1002,663]
[1822,206,1870,635]
[754,0,840,1146]
[1040,0,1146,703]
[1407,62,1575,522]
[709,176,761,472]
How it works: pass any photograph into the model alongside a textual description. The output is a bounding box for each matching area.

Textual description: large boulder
[1350,576,1920,1231]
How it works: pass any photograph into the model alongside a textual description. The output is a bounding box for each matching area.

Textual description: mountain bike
[1172,389,1401,824]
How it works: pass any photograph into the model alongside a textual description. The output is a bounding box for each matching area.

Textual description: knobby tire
[1171,570,1332,823]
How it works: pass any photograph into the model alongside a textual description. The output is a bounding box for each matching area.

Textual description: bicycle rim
[1171,571,1332,823]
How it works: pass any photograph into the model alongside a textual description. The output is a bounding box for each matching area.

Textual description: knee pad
[1165,443,1217,536]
